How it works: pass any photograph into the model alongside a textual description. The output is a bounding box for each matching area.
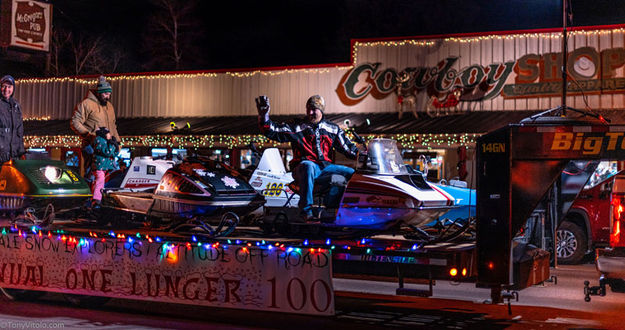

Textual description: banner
[0,233,334,315]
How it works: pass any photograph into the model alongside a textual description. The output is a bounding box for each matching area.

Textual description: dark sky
[53,0,625,72]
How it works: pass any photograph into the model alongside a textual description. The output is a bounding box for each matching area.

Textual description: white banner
[0,233,334,315]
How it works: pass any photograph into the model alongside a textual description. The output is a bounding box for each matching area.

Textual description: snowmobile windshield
[362,139,408,175]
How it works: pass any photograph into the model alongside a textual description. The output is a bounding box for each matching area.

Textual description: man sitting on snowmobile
[256,95,359,220]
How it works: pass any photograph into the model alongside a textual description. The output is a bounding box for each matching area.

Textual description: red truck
[558,170,621,264]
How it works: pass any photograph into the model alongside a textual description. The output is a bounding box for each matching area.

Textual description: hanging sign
[0,232,334,315]
[10,0,51,51]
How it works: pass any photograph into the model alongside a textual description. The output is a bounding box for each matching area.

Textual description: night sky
[51,0,625,72]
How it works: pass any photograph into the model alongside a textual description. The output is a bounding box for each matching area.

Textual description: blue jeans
[295,161,354,213]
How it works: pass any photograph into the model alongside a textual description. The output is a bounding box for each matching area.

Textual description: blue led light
[303,239,309,246]
[192,236,197,242]
[325,239,331,245]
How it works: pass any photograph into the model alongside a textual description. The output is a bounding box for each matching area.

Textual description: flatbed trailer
[4,116,625,314]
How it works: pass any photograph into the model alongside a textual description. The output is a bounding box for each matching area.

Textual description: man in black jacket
[0,75,24,163]
[257,95,359,220]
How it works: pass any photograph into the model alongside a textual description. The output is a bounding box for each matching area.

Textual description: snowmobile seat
[287,173,347,197]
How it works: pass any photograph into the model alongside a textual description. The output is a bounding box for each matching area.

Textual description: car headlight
[41,166,63,183]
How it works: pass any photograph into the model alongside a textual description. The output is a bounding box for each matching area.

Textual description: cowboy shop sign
[336,45,625,108]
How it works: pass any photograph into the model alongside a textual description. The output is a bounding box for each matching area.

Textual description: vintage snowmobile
[0,159,92,226]
[100,156,265,236]
[249,139,464,238]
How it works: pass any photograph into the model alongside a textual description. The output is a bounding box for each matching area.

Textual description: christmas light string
[1,224,438,260]
[352,27,625,64]
[24,133,479,149]
[15,66,353,85]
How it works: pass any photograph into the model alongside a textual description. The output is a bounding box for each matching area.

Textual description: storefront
[17,24,625,186]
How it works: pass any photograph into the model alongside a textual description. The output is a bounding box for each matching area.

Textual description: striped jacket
[259,116,358,169]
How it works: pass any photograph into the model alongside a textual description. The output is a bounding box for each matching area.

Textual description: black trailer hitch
[584,276,607,302]
[486,286,519,315]
[501,290,519,315]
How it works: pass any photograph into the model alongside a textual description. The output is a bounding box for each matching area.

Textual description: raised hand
[255,95,270,115]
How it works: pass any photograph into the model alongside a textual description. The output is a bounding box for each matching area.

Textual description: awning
[27,109,625,136]
[24,109,625,148]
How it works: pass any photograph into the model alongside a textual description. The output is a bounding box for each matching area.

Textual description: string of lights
[24,133,479,149]
[3,224,428,259]
[352,26,625,64]
[16,66,353,85]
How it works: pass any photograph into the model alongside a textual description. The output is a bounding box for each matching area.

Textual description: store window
[119,148,131,168]
[402,150,446,181]
[151,148,168,159]
[64,150,79,170]
[239,148,261,170]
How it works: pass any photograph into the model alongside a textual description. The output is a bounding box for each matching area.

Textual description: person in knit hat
[0,75,24,163]
[256,94,360,221]
[70,76,120,181]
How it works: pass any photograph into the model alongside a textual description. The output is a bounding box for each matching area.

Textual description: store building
[17,24,625,186]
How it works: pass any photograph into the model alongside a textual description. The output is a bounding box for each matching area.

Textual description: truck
[558,164,620,264]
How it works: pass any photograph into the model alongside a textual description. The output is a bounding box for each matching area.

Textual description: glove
[109,136,120,151]
[255,96,270,116]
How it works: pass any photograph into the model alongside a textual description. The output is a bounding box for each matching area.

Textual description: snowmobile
[249,138,462,238]
[0,159,91,226]
[100,156,265,237]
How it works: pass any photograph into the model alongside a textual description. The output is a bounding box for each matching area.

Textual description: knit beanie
[306,95,325,112]
[96,76,112,93]
[0,75,15,86]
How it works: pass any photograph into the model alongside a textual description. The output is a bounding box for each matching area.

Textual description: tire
[609,278,625,293]
[556,221,587,264]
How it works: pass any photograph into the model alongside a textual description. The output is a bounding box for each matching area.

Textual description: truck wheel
[609,279,625,293]
[556,221,587,264]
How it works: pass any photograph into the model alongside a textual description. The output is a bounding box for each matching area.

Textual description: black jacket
[259,116,358,169]
[0,96,24,162]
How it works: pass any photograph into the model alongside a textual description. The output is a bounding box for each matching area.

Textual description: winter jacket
[93,135,118,171]
[259,116,358,169]
[0,96,24,163]
[71,90,120,147]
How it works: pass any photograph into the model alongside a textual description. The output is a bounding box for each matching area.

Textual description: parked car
[558,170,623,264]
